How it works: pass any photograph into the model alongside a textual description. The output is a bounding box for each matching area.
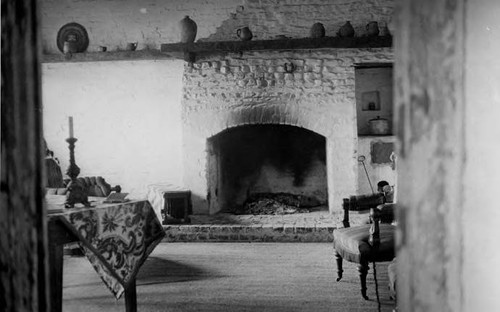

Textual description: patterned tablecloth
[46,195,165,299]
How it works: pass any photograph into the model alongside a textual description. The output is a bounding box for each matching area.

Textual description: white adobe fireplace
[181,48,393,214]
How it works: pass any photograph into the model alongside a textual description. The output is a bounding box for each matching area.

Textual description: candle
[68,116,74,138]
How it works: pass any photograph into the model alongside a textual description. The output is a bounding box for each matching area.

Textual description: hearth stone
[233,192,321,215]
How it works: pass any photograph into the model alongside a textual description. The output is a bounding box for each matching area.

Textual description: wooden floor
[62,243,396,312]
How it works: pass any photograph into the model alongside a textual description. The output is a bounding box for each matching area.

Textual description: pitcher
[126,42,138,51]
[237,27,253,41]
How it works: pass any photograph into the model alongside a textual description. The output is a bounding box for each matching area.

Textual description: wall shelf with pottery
[160,36,393,62]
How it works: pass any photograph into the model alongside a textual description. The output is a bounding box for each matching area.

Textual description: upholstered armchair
[333,195,396,300]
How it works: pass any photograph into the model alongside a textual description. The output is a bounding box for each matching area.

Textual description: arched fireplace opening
[206,124,328,214]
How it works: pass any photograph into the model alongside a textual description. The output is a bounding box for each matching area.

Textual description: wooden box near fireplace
[161,190,192,224]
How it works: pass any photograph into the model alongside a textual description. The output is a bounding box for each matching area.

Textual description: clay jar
[237,27,253,41]
[379,22,391,37]
[310,22,326,38]
[366,21,379,37]
[337,21,355,37]
[179,16,197,43]
[368,116,390,135]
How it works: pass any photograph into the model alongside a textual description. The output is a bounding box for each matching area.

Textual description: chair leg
[335,251,343,281]
[358,262,369,300]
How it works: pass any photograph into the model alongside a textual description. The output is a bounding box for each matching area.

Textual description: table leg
[49,243,64,312]
[125,278,137,312]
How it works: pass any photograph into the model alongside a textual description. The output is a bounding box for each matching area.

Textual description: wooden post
[48,244,64,312]
[0,0,48,311]
[124,279,137,312]
[395,0,466,311]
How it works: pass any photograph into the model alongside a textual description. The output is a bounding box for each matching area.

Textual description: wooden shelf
[358,134,395,138]
[161,36,392,61]
[41,49,171,63]
[41,37,392,63]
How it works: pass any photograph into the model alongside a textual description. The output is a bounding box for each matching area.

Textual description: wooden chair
[333,195,396,300]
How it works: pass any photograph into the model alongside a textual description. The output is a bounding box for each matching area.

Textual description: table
[47,195,165,312]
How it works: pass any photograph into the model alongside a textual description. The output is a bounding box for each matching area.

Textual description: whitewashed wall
[42,60,185,193]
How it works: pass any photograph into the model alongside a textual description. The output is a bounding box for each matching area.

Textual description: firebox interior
[207,124,327,213]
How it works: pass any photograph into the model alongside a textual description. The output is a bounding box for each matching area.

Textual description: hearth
[207,124,327,214]
[237,192,321,215]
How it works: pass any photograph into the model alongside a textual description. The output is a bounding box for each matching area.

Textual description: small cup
[98,46,107,52]
[126,42,138,51]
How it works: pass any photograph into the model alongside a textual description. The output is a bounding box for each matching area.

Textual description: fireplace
[206,124,327,213]
[181,48,393,214]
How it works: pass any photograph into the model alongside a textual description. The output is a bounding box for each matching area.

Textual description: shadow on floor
[137,256,219,285]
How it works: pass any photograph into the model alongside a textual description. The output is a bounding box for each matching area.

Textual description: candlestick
[68,116,74,138]
[64,136,91,208]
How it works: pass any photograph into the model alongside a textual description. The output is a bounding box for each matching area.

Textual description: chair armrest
[369,203,397,247]
[375,203,396,224]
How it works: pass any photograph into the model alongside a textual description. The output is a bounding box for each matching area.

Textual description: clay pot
[310,22,326,38]
[237,27,253,41]
[366,21,379,37]
[379,22,391,37]
[368,116,390,135]
[179,16,197,43]
[337,21,355,37]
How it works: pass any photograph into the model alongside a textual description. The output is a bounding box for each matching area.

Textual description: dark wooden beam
[1,0,48,311]
[161,36,393,61]
[353,62,393,69]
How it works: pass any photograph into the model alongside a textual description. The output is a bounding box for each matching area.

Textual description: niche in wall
[355,63,394,136]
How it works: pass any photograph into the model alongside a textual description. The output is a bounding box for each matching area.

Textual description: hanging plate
[56,22,89,53]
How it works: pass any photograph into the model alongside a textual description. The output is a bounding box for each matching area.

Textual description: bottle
[179,16,197,43]
[366,21,379,37]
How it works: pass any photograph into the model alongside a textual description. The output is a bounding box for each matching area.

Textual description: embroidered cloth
[47,195,165,299]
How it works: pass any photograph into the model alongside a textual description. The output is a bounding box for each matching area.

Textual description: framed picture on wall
[361,91,380,111]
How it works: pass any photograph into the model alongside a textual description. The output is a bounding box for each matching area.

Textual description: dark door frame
[1,1,49,310]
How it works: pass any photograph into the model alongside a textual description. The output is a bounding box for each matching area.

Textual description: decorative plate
[56,22,89,53]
